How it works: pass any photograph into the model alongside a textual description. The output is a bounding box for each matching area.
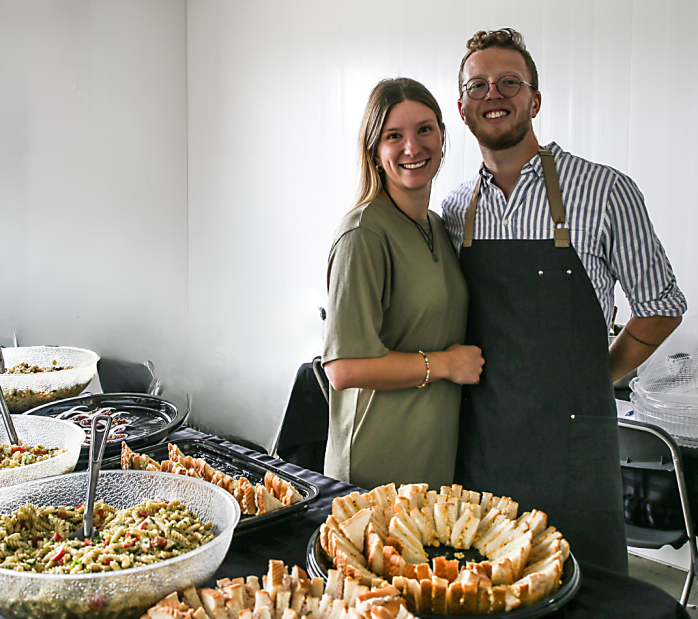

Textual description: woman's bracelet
[417,350,430,388]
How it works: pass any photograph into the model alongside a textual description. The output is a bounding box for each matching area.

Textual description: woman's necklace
[383,188,438,262]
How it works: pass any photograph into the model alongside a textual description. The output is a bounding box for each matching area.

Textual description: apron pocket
[566,415,623,513]
[537,269,571,330]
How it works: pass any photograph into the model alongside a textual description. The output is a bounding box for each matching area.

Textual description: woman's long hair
[353,78,445,210]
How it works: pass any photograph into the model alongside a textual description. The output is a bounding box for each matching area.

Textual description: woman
[322,78,484,490]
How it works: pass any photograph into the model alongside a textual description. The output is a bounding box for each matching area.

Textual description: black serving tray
[306,526,581,619]
[101,438,320,534]
[23,393,186,466]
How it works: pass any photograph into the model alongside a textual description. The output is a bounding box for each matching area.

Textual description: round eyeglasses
[462,75,535,100]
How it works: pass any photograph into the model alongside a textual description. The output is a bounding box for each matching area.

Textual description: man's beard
[465,110,533,151]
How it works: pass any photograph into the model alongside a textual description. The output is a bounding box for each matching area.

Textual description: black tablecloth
[158,427,690,619]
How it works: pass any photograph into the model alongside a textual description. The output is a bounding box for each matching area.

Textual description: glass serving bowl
[0,346,100,412]
[0,416,85,488]
[0,470,241,619]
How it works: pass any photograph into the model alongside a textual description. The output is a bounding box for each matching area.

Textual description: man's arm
[609,315,682,383]
[603,172,687,383]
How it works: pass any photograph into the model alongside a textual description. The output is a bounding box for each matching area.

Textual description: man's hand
[609,315,682,383]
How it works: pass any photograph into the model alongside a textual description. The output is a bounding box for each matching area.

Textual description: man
[442,28,686,574]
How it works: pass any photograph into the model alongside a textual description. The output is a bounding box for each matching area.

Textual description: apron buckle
[554,227,570,248]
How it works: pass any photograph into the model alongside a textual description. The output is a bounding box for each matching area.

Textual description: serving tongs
[56,405,116,421]
[68,414,112,542]
[0,385,19,447]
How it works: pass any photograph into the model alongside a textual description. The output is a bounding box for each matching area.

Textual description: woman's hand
[433,343,484,385]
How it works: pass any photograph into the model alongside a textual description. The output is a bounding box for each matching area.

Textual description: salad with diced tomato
[0,441,65,469]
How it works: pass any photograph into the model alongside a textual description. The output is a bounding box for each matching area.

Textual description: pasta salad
[0,498,214,574]
[0,443,66,469]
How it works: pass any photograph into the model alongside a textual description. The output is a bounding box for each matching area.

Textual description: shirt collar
[477,141,562,186]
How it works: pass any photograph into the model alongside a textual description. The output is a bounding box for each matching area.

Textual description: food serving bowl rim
[1,345,100,369]
[0,468,241,581]
[0,416,86,482]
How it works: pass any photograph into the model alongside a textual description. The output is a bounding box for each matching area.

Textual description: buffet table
[152,427,689,619]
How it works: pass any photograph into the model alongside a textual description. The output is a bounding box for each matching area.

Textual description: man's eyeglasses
[462,76,535,100]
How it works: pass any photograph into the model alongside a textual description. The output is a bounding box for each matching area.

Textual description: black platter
[22,393,186,465]
[306,526,581,619]
[101,438,320,533]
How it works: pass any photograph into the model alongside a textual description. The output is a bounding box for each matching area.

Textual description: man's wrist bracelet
[417,350,430,388]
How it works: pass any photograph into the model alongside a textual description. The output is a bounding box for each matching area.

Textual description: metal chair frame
[619,418,698,605]
[312,357,329,405]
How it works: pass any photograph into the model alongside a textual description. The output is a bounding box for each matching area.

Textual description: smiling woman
[375,99,444,200]
[321,78,484,490]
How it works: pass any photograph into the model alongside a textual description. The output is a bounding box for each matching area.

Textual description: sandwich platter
[306,482,581,618]
[101,438,320,533]
[307,527,580,618]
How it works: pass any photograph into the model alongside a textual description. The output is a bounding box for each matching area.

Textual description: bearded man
[441,28,686,575]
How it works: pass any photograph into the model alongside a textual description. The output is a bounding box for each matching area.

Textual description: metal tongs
[0,387,19,447]
[0,347,20,446]
[68,414,112,541]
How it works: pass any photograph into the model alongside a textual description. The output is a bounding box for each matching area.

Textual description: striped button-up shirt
[442,142,687,328]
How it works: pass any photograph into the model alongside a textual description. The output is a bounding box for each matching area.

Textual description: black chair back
[273,357,329,473]
[97,357,158,394]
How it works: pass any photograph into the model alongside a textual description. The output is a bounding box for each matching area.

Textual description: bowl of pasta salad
[0,346,99,412]
[0,469,241,618]
[0,415,85,487]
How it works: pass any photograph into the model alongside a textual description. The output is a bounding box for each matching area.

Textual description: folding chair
[271,308,330,469]
[619,418,698,605]
[97,357,161,395]
[270,356,329,473]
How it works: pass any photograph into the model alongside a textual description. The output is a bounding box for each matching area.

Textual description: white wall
[0,1,191,403]
[1,0,696,450]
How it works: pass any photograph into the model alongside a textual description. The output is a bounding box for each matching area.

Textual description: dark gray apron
[455,149,628,574]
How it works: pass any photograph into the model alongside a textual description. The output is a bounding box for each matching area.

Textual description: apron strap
[462,176,481,248]
[539,148,570,248]
[462,149,571,249]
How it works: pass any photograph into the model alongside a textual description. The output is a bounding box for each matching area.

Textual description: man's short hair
[458,28,539,96]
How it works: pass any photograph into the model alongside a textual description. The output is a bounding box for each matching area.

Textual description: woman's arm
[324,344,484,391]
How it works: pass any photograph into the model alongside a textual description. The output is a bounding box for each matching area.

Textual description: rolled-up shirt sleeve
[605,174,687,318]
[322,228,391,364]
